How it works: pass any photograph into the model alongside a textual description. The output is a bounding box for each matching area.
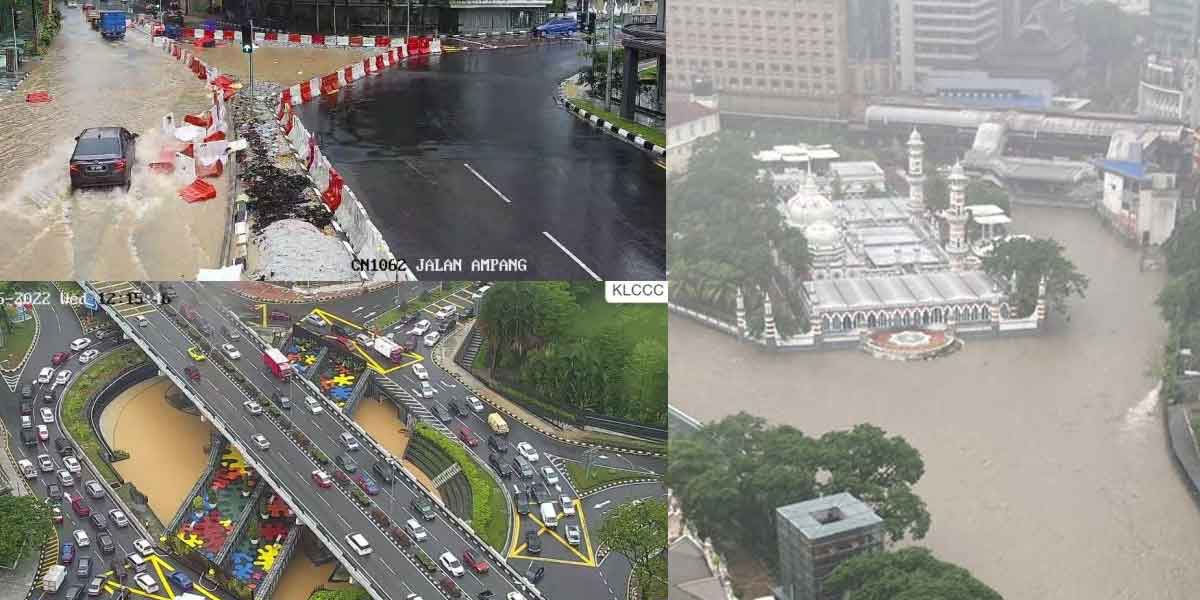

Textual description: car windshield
[74,136,120,158]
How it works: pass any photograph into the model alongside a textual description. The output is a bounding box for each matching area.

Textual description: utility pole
[10,7,18,73]
[386,0,390,37]
[405,0,410,41]
[30,0,37,55]
[604,0,614,112]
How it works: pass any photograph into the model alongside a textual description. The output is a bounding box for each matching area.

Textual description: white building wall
[1102,172,1127,214]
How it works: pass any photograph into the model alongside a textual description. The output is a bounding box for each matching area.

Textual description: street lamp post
[405,0,410,41]
[604,1,614,112]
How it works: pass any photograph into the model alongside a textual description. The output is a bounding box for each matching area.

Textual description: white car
[243,400,263,415]
[406,518,428,542]
[77,349,100,364]
[73,529,90,547]
[54,370,72,386]
[136,315,149,327]
[355,333,373,346]
[305,396,324,414]
[540,466,559,485]
[251,434,270,450]
[434,306,455,320]
[40,407,55,424]
[412,364,429,380]
[424,332,441,347]
[560,495,576,516]
[439,552,465,577]
[507,593,528,600]
[345,532,372,556]
[564,524,581,546]
[134,572,159,594]
[132,538,155,555]
[109,509,130,528]
[305,314,329,327]
[420,381,434,398]
[69,338,92,351]
[63,456,82,474]
[36,454,55,473]
[57,470,74,487]
[16,459,34,479]
[466,396,485,412]
[410,320,431,336]
[516,442,539,463]
[221,344,242,360]
[472,285,491,299]
[37,367,54,384]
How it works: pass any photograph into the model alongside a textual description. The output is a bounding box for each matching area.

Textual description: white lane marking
[352,306,365,313]
[463,163,513,204]
[542,232,601,281]
[593,500,611,510]
[363,312,377,319]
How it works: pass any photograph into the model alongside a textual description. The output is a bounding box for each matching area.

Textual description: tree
[1156,269,1200,327]
[1163,211,1200,277]
[0,495,54,566]
[982,237,1089,317]
[624,338,667,425]
[477,282,578,375]
[598,499,668,600]
[824,547,1003,600]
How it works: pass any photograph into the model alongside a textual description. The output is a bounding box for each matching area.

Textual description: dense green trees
[982,237,1088,317]
[0,495,54,567]
[598,499,668,600]
[825,547,1003,600]
[668,132,810,336]
[666,413,930,570]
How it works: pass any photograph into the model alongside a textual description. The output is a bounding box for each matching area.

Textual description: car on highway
[372,461,396,485]
[336,454,358,473]
[16,459,35,479]
[311,470,332,488]
[472,285,492,299]
[56,438,75,457]
[305,396,324,414]
[37,367,55,384]
[437,319,454,334]
[57,470,74,487]
[564,524,582,546]
[20,383,33,400]
[61,542,76,564]
[540,466,559,485]
[462,549,489,574]
[76,557,93,578]
[353,473,380,496]
[184,367,201,382]
[512,457,535,479]
[487,435,507,454]
[187,346,205,361]
[271,392,292,410]
[167,571,193,591]
[64,456,81,474]
[69,128,137,191]
[424,331,441,347]
[304,313,329,328]
[47,483,63,500]
[84,480,105,499]
[467,396,485,412]
[36,454,55,473]
[432,403,452,424]
[40,406,56,424]
[345,533,373,557]
[560,495,576,516]
[135,315,148,328]
[339,432,361,451]
[516,442,539,463]
[268,310,292,323]
[251,434,270,450]
[86,574,106,597]
[70,338,92,352]
[89,513,107,531]
[412,363,429,380]
[221,344,242,360]
[96,532,113,554]
[73,529,90,547]
[243,400,263,415]
[524,530,542,555]
[405,518,429,542]
[78,349,100,364]
[69,494,90,517]
[410,496,436,521]
[449,400,465,418]
[20,415,31,430]
[132,538,155,555]
[434,305,457,320]
[19,398,32,416]
[51,505,63,524]
[108,509,129,528]
[439,552,465,577]
[54,370,72,386]
[36,425,49,442]
[134,572,159,594]
[488,454,513,479]
[514,491,531,515]
[52,352,69,366]
[457,427,479,447]
[421,381,436,399]
[410,320,431,336]
[43,389,56,404]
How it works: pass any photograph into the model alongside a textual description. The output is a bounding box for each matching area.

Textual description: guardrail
[167,434,228,534]
[215,481,268,566]
[343,363,372,416]
[86,357,149,467]
[253,519,303,600]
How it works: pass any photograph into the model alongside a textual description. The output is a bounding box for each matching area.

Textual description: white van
[539,502,558,528]
[405,518,428,542]
[345,533,373,556]
[17,459,36,479]
[126,552,148,573]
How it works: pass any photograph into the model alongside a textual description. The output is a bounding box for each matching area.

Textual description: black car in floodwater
[69,127,137,190]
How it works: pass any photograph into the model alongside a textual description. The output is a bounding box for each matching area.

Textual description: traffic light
[241,22,253,53]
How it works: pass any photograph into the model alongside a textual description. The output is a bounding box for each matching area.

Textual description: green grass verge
[412,422,509,550]
[0,313,36,370]
[310,587,371,600]
[371,282,473,331]
[567,289,667,348]
[564,461,659,494]
[569,98,665,148]
[61,345,148,484]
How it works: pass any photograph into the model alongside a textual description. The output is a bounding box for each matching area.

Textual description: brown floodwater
[189,44,373,87]
[669,206,1200,599]
[105,377,214,522]
[354,396,442,501]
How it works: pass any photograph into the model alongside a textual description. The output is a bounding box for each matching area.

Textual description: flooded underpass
[669,205,1200,599]
[0,8,225,279]
[102,377,214,522]
[354,395,442,500]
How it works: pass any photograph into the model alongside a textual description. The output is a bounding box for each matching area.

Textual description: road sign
[83,292,98,311]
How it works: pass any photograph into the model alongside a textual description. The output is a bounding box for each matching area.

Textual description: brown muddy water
[669,206,1200,599]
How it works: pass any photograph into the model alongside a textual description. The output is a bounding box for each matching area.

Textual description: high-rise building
[1150,0,1200,57]
[895,0,1003,91]
[775,493,884,600]
[666,0,893,119]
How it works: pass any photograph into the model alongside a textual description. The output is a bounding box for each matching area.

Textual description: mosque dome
[784,173,836,230]
[804,220,842,250]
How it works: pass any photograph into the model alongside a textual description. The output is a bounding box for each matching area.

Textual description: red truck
[262,348,293,381]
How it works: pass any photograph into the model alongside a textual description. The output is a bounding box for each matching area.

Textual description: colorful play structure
[175,447,259,560]
[224,493,296,589]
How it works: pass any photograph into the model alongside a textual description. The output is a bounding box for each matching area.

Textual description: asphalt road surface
[294,39,666,281]
[98,281,533,600]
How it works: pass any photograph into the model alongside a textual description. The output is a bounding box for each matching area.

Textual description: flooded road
[294,39,666,280]
[354,395,442,500]
[0,8,225,279]
[669,206,1200,599]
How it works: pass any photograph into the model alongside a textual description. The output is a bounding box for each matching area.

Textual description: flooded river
[669,206,1200,599]
[0,7,223,279]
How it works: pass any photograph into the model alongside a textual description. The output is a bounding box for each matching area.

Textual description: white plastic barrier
[174,153,196,182]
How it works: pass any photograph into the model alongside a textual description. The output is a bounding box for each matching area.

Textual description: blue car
[168,571,193,591]
[61,542,76,564]
[534,17,578,37]
[353,473,380,496]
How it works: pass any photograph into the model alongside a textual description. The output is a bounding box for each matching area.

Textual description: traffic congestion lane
[117,292,527,600]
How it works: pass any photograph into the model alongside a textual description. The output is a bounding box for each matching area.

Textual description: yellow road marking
[577,498,597,564]
[509,554,599,567]
[312,308,365,331]
[526,514,594,565]
[108,584,172,600]
[255,303,267,328]
[152,555,175,599]
[188,582,222,600]
[147,554,176,572]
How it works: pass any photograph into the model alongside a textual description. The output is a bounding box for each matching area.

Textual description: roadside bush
[389,527,411,548]
[313,451,330,466]
[412,423,506,549]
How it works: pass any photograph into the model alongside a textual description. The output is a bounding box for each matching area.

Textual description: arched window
[971,305,980,321]
[822,316,832,332]
[1000,304,1010,319]
[932,307,942,323]
[982,306,991,320]
[855,313,866,329]
[843,315,852,330]
[867,314,877,328]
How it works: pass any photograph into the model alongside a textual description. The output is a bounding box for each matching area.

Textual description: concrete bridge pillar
[621,46,639,120]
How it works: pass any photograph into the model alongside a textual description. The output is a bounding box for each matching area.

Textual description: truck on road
[43,565,67,592]
[99,10,126,39]
[370,336,410,362]
[262,348,293,381]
